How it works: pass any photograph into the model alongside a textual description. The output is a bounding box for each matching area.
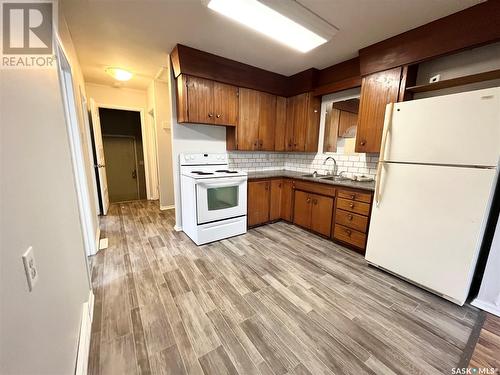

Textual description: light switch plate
[22,246,39,291]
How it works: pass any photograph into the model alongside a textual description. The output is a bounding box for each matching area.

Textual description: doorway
[99,108,147,202]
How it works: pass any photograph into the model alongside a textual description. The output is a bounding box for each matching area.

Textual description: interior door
[366,162,497,305]
[102,136,139,202]
[89,98,109,215]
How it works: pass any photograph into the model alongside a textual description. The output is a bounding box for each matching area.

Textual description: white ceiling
[61,0,481,90]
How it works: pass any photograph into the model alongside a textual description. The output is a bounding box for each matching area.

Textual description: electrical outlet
[429,74,441,83]
[22,247,39,291]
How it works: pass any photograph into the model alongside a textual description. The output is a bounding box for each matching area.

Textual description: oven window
[207,186,239,210]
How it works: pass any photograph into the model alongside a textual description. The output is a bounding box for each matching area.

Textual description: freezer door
[366,162,497,305]
[383,87,500,167]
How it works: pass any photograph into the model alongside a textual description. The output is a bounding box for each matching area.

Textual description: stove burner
[215,170,239,174]
[191,171,214,175]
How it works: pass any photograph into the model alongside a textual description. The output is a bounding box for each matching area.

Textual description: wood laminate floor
[469,314,500,371]
[88,200,483,375]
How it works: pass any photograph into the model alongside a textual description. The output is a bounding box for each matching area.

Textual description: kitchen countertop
[247,170,375,191]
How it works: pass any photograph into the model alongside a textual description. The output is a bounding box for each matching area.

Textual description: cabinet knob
[350,194,355,199]
[349,203,354,208]
[312,199,317,205]
[306,198,311,203]
[360,140,366,146]
[345,229,352,237]
[347,214,353,220]
[216,114,221,118]
[208,113,213,118]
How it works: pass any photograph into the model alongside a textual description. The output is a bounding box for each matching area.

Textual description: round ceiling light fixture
[105,67,133,81]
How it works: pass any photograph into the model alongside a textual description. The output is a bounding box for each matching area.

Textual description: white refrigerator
[365,87,500,306]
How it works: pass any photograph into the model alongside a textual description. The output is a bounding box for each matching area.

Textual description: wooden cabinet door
[274,96,287,151]
[310,194,334,237]
[338,111,358,138]
[248,180,270,226]
[214,82,238,126]
[285,95,296,151]
[293,190,311,229]
[304,94,320,152]
[187,76,215,124]
[237,88,260,150]
[356,67,402,153]
[280,179,294,222]
[258,92,277,151]
[323,105,340,152]
[291,93,308,152]
[269,179,282,221]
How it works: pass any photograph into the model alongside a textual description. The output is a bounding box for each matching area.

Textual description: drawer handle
[350,194,355,200]
[344,228,352,237]
[349,203,355,208]
[347,214,353,221]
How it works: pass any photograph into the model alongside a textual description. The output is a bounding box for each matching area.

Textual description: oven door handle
[196,177,247,189]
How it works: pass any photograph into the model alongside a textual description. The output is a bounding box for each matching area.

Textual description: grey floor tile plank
[89,202,480,375]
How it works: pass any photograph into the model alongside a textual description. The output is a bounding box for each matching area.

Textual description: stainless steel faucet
[323,156,337,176]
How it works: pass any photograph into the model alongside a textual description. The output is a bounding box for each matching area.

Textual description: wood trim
[406,68,500,93]
[171,44,287,96]
[359,1,500,76]
[313,77,361,97]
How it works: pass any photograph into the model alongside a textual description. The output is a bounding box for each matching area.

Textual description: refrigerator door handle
[375,162,384,206]
[375,103,394,207]
[379,102,394,163]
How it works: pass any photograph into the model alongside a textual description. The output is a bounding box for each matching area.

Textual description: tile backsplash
[228,152,379,178]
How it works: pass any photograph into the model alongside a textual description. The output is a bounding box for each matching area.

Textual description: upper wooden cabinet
[176,74,238,126]
[228,88,278,151]
[355,67,403,153]
[274,96,287,151]
[285,92,320,152]
[323,105,340,153]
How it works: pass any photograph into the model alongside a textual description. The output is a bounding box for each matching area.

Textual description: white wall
[86,83,159,200]
[169,68,226,229]
[147,75,175,209]
[0,63,90,375]
[415,42,500,99]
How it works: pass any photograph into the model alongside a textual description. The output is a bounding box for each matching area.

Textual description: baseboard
[93,227,101,256]
[160,205,175,211]
[471,299,500,317]
[174,225,182,232]
[75,290,94,375]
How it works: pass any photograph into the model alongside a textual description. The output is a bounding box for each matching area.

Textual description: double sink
[301,173,351,182]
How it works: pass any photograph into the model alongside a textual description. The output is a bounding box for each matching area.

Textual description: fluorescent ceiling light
[206,0,336,53]
[105,67,133,81]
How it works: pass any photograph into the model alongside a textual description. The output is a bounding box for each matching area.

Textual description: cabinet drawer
[333,224,366,249]
[337,189,372,203]
[336,198,371,216]
[294,180,336,197]
[335,209,368,233]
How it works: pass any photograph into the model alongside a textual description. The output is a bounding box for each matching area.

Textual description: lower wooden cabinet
[269,179,282,221]
[247,178,373,254]
[293,190,334,237]
[280,179,294,222]
[247,180,270,227]
[332,188,373,253]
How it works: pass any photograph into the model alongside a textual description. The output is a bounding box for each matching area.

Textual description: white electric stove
[180,153,247,245]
